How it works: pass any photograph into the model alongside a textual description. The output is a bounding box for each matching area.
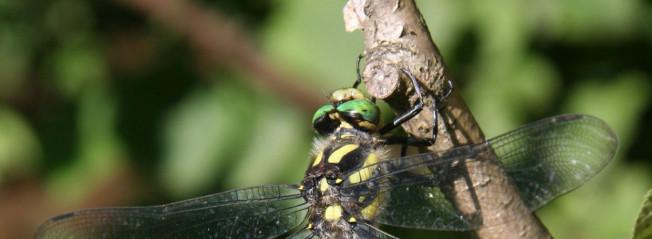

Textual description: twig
[118,0,324,112]
[344,0,553,238]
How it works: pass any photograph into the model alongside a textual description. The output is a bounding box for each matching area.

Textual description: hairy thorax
[301,128,388,239]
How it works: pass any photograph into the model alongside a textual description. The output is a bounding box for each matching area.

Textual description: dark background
[0,0,650,238]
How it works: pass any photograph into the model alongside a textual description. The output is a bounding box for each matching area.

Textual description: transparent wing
[352,223,399,239]
[286,228,316,239]
[489,114,618,211]
[341,114,617,231]
[367,181,480,231]
[342,145,486,231]
[35,184,308,239]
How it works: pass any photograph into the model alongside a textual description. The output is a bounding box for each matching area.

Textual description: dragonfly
[34,69,618,239]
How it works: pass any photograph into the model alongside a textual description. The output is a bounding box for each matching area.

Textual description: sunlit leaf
[562,73,651,147]
[263,1,362,89]
[539,0,639,42]
[47,35,106,98]
[0,106,40,184]
[161,81,257,197]
[224,101,308,188]
[539,164,651,239]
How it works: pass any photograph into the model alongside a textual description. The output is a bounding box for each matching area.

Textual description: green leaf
[224,101,308,188]
[160,82,257,197]
[634,189,652,239]
[0,105,40,184]
[0,26,30,98]
[48,35,106,98]
[538,164,651,239]
[263,1,363,89]
[47,86,124,203]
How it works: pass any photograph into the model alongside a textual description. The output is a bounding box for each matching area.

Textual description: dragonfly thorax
[300,128,389,238]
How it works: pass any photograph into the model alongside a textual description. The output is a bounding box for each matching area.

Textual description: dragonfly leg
[430,77,454,143]
[384,135,433,147]
[353,53,364,88]
[357,183,380,208]
[380,69,454,146]
[379,69,426,135]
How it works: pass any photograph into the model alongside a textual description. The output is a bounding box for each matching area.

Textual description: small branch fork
[343,0,553,238]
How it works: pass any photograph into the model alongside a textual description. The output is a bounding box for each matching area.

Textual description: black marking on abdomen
[50,212,75,221]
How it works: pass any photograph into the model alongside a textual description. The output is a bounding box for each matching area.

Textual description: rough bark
[343,0,553,238]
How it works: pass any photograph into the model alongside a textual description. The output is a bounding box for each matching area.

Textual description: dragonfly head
[312,88,380,135]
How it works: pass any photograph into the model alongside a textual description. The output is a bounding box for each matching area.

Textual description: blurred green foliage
[0,0,651,238]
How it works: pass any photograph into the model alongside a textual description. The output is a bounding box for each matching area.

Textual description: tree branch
[344,0,552,238]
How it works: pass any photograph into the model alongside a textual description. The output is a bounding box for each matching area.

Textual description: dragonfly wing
[489,114,618,211]
[35,184,308,239]
[286,228,316,239]
[341,145,488,231]
[352,223,399,239]
[341,114,616,231]
[371,183,479,231]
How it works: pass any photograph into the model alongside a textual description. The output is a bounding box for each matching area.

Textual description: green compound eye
[336,99,380,127]
[312,104,335,124]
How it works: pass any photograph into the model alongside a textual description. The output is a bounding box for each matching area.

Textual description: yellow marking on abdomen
[319,178,329,192]
[347,153,379,184]
[311,151,324,167]
[361,194,384,220]
[327,144,359,164]
[324,205,343,222]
